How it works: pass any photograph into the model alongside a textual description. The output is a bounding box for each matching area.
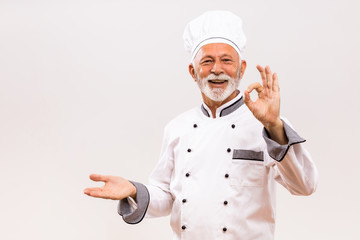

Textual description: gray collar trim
[220,96,244,117]
[201,105,211,117]
[201,96,244,118]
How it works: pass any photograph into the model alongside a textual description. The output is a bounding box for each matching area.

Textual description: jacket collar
[201,90,244,118]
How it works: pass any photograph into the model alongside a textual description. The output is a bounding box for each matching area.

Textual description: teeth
[209,80,226,82]
[209,80,226,83]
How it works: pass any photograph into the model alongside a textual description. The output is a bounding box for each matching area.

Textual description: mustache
[203,73,232,81]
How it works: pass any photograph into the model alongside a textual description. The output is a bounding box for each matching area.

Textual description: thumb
[243,90,254,110]
[89,174,108,182]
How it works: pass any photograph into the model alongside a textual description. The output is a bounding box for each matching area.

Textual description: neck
[202,90,238,118]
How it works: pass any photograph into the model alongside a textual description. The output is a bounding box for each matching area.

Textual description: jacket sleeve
[118,181,150,224]
[145,124,176,217]
[117,125,175,223]
[263,118,318,196]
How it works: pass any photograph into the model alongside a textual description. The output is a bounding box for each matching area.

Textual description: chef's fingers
[243,90,254,110]
[246,82,264,94]
[244,82,262,109]
[83,188,110,199]
[84,187,101,195]
[89,173,109,182]
[265,66,273,94]
[256,65,267,90]
[273,72,279,93]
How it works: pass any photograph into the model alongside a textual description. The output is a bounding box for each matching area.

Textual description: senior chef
[84,10,318,240]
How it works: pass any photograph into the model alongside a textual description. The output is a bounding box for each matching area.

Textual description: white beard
[195,71,241,102]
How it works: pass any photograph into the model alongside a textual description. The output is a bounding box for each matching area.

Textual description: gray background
[1,0,359,239]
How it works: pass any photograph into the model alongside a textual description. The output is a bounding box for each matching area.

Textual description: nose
[211,60,224,75]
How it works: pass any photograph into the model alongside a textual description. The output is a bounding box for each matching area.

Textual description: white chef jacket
[118,93,318,240]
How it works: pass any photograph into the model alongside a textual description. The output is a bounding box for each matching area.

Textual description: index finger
[246,82,264,94]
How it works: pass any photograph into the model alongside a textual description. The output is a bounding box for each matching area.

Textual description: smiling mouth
[208,80,228,85]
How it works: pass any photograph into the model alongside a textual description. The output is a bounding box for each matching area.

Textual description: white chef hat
[183,10,246,62]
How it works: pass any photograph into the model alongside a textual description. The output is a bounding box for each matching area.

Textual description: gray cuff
[263,120,306,162]
[117,181,150,224]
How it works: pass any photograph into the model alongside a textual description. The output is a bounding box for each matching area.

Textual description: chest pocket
[230,149,265,187]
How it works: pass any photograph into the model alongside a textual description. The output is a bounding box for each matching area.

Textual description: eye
[201,59,212,64]
[222,58,232,63]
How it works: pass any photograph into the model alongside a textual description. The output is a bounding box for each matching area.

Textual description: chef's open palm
[84,174,136,200]
[244,65,281,129]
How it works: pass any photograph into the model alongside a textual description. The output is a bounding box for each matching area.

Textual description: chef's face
[189,43,246,103]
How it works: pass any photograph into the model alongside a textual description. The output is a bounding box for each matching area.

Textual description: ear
[240,60,247,79]
[188,63,197,82]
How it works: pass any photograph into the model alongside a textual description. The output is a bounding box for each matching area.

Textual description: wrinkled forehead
[193,42,240,63]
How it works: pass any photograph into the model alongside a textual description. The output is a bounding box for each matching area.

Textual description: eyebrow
[219,53,233,58]
[200,53,233,61]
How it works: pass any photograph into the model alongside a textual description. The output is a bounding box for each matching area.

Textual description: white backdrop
[1,0,359,239]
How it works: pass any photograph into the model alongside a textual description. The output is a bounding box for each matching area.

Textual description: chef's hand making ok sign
[243,65,288,145]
